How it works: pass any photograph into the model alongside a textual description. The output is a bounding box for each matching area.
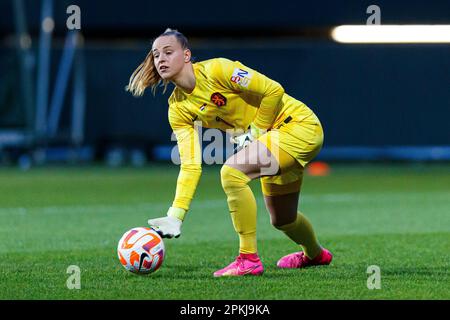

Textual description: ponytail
[126,49,166,96]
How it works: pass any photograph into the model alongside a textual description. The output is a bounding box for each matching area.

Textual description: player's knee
[272,217,296,230]
[271,218,284,229]
[220,165,250,192]
[269,211,297,230]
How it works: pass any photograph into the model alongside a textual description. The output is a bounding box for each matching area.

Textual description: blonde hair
[126,28,190,97]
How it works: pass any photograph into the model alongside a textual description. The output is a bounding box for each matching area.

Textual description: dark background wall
[1,0,449,156]
[2,0,450,34]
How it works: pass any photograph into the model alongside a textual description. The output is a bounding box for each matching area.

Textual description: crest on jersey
[230,68,252,88]
[211,92,227,107]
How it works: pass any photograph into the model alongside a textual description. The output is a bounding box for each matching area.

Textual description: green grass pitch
[0,163,449,300]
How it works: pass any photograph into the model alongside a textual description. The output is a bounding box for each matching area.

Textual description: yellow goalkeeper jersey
[168,57,315,211]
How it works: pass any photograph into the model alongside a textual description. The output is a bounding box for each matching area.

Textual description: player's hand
[230,123,265,153]
[230,131,254,152]
[148,207,185,238]
[249,122,265,139]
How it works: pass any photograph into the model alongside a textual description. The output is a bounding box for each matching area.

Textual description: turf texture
[0,163,448,300]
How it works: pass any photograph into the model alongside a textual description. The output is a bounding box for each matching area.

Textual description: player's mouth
[159,65,169,73]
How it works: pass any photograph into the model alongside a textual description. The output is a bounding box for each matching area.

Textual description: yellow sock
[276,212,322,259]
[220,165,257,254]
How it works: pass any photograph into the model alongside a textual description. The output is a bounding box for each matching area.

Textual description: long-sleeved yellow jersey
[168,58,314,211]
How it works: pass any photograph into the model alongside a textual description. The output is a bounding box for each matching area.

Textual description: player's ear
[184,49,191,63]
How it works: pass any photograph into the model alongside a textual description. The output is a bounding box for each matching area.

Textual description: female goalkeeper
[126,29,332,277]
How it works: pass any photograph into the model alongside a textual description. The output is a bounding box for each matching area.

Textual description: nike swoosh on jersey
[216,116,234,128]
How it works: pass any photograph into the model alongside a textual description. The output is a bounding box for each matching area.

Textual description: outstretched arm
[148,104,202,238]
[171,122,202,213]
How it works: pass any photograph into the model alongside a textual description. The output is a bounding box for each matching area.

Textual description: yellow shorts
[257,113,324,196]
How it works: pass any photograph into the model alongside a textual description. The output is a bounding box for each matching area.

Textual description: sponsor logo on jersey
[230,68,252,88]
[211,92,227,107]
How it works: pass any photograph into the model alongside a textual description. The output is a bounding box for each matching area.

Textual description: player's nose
[158,53,167,63]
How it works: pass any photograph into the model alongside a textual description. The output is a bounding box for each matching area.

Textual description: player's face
[152,35,187,80]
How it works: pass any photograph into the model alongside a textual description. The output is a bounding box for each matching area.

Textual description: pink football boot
[277,248,333,269]
[213,253,264,277]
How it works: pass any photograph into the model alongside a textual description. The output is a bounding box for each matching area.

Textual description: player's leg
[260,119,332,268]
[262,180,332,268]
[214,140,278,277]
